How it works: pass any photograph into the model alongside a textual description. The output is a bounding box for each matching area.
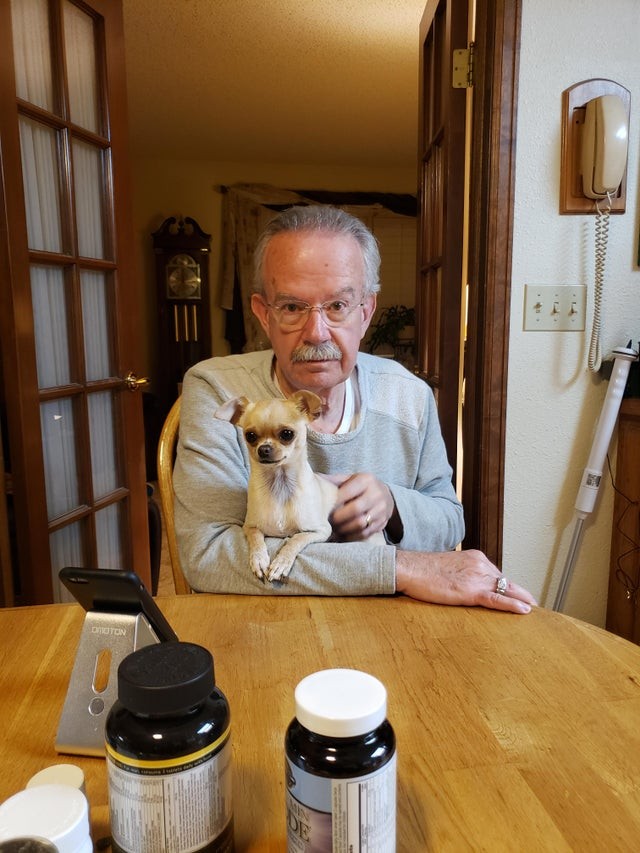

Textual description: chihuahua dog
[215,390,338,582]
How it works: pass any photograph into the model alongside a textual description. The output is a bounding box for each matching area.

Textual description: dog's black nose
[258,443,274,461]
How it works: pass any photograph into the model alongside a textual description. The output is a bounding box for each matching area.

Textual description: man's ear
[359,292,377,340]
[250,292,271,338]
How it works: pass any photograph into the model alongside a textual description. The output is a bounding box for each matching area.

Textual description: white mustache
[291,342,343,363]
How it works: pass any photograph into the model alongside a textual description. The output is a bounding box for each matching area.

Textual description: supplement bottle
[105,641,233,853]
[285,668,396,853]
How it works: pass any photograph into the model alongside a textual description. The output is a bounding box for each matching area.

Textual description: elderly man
[174,205,536,614]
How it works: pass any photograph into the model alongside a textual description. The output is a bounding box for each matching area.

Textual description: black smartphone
[59,567,178,642]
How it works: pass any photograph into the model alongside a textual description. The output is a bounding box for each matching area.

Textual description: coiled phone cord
[588,191,612,373]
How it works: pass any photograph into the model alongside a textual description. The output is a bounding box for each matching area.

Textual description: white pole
[553,345,638,612]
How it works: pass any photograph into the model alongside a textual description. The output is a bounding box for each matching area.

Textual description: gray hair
[252,204,381,295]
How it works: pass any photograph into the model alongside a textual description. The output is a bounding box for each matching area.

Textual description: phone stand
[55,610,162,757]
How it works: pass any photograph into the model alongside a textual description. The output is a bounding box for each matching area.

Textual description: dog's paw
[266,554,294,583]
[249,548,270,580]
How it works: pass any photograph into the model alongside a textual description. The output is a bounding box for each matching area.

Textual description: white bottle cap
[26,766,85,795]
[0,785,90,853]
[294,669,387,738]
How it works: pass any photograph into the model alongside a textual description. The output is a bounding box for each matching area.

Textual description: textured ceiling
[122,0,426,167]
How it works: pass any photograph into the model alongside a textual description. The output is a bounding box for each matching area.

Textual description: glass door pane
[72,140,107,259]
[96,503,125,568]
[81,270,114,379]
[50,521,87,603]
[19,118,63,253]
[63,1,100,133]
[11,0,55,111]
[40,398,81,518]
[88,391,120,497]
[31,266,72,388]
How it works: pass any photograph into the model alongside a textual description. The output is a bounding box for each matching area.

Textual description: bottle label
[285,753,396,853]
[106,728,232,853]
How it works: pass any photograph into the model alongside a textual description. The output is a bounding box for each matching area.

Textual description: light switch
[523,284,586,331]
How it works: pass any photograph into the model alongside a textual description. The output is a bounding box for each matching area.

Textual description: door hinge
[452,42,474,88]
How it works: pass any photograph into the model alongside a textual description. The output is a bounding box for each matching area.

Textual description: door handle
[123,371,149,392]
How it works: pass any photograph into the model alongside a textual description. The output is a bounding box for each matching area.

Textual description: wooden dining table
[2,593,640,851]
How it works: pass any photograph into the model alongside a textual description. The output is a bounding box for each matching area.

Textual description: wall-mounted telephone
[561,83,630,370]
[581,94,629,199]
[579,93,630,372]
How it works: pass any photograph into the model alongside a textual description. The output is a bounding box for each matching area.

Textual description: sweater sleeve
[388,388,464,552]
[173,365,397,595]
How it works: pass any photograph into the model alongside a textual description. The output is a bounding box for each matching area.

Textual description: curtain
[220,184,312,352]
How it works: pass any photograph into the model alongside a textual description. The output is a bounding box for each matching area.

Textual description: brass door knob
[123,371,149,392]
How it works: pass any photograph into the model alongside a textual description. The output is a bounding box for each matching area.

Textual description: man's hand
[396,549,537,614]
[325,473,399,541]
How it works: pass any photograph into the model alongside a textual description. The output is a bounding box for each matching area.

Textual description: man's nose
[301,306,331,339]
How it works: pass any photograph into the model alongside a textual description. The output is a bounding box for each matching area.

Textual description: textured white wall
[505,0,640,624]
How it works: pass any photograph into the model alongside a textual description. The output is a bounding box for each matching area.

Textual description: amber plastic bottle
[105,641,233,853]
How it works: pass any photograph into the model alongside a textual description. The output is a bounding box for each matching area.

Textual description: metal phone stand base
[55,610,161,757]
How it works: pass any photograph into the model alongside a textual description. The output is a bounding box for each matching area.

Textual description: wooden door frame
[416,0,468,484]
[0,3,52,602]
[462,0,522,563]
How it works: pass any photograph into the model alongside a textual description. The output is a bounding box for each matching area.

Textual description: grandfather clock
[152,216,212,415]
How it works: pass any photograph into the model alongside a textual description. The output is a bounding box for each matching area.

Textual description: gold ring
[364,513,372,528]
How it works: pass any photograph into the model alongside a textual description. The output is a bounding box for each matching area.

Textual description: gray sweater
[173,350,464,595]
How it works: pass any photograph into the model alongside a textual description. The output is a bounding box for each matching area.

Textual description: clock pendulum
[152,216,212,416]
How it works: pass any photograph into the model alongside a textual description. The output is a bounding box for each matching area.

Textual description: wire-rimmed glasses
[264,296,364,330]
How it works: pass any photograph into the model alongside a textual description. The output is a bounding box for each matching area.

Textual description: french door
[0,0,150,604]
[416,0,468,484]
[417,0,521,563]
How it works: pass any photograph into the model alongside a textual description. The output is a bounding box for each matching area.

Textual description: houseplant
[366,305,415,355]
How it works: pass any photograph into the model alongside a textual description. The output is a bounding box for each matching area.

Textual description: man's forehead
[271,285,358,302]
[262,232,365,293]
[264,230,363,263]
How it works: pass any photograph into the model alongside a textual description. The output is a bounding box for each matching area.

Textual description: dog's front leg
[267,527,331,582]
[244,525,270,580]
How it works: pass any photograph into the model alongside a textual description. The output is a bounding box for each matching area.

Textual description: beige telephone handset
[580,94,629,372]
[581,94,629,199]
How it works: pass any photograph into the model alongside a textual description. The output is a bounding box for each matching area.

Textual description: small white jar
[0,785,91,853]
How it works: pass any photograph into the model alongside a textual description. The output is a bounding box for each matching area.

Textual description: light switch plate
[523,284,586,331]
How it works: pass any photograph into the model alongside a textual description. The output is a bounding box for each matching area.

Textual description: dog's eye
[245,430,258,445]
[279,429,295,443]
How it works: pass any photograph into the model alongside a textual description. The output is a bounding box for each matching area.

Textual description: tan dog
[215,391,338,582]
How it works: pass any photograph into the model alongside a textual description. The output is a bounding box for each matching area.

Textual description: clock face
[166,253,201,299]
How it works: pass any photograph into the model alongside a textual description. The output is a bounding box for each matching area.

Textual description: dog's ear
[214,396,249,425]
[290,390,324,421]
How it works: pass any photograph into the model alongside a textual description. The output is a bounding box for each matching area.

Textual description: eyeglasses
[264,296,365,330]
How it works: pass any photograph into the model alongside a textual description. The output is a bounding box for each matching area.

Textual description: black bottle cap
[117,641,215,715]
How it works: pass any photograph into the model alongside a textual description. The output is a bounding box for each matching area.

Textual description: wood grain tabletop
[1,595,640,851]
